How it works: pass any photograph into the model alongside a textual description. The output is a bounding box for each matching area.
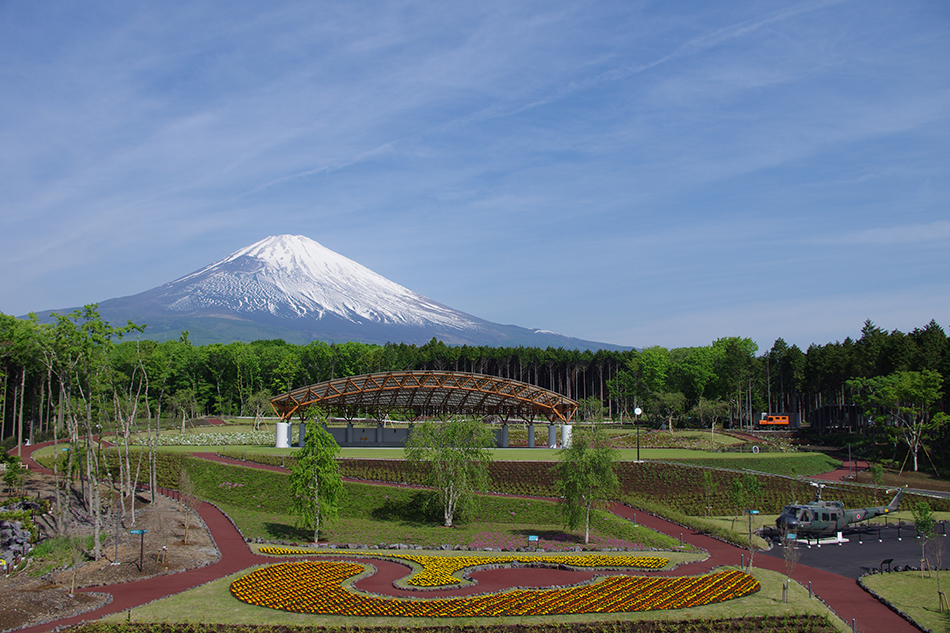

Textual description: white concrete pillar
[275,422,291,448]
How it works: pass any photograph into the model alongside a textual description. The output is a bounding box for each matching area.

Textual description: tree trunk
[584,501,591,544]
[52,403,64,536]
[313,469,320,543]
[18,369,25,457]
[85,432,101,560]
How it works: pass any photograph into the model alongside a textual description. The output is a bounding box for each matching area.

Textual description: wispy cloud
[1,1,948,346]
[831,221,950,246]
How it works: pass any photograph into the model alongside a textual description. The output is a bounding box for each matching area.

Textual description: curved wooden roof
[270,371,577,423]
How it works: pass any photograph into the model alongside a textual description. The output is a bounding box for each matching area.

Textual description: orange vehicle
[759,415,789,426]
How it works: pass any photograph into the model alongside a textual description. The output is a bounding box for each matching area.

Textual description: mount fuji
[31,235,625,350]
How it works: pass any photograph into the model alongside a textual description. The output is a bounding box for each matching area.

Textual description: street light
[634,407,643,462]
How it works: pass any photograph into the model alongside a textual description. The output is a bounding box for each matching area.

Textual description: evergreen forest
[2,306,949,473]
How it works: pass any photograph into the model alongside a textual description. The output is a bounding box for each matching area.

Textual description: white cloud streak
[1,1,948,347]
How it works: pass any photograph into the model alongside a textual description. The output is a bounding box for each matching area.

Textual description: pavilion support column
[528,423,535,448]
[548,424,557,448]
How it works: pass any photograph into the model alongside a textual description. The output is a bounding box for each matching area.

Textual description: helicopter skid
[793,532,848,547]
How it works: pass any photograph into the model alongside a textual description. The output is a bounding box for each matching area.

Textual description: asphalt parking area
[763,524,950,579]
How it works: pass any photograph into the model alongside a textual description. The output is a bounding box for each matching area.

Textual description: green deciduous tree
[729,472,763,530]
[556,426,619,544]
[289,416,344,542]
[912,501,936,580]
[247,389,273,430]
[404,417,495,527]
[649,391,686,434]
[3,456,27,497]
[848,370,949,472]
[690,397,729,437]
[576,396,605,423]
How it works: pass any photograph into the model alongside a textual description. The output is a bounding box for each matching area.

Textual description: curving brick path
[12,443,915,633]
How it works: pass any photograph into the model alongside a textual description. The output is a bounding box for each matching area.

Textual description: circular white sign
[634,407,642,416]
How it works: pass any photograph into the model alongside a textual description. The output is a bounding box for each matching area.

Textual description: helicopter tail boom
[886,488,904,511]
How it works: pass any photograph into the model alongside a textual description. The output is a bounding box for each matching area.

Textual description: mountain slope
[30,235,627,350]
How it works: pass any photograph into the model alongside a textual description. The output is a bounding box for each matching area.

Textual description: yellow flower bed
[257,547,669,587]
[394,553,669,587]
[230,560,759,616]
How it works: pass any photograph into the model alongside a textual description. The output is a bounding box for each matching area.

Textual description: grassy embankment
[181,456,680,550]
[861,571,950,633]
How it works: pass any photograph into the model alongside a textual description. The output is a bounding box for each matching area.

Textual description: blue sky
[1,1,948,351]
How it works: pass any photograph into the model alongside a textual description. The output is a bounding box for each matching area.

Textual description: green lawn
[103,565,850,631]
[215,498,679,550]
[182,456,681,550]
[861,571,950,632]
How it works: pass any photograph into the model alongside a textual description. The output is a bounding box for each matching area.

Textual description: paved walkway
[12,443,915,633]
[810,460,869,482]
[608,504,916,633]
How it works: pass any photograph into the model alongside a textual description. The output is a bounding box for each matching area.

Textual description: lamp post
[634,407,643,462]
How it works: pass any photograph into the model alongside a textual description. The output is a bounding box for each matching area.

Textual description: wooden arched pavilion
[269,371,577,423]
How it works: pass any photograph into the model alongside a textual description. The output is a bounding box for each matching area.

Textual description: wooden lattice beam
[270,371,577,423]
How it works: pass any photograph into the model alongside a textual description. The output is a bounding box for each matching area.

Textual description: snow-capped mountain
[31,235,626,349]
[160,235,481,331]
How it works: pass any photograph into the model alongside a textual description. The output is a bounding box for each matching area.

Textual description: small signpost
[747,510,760,569]
[130,529,147,571]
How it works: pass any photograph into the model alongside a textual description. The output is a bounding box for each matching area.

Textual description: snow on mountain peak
[226,235,357,277]
[163,235,478,330]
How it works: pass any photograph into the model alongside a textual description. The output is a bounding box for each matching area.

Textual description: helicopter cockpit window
[799,509,810,521]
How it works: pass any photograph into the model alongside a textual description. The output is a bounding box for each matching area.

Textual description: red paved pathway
[810,460,869,482]
[12,444,913,633]
[608,504,915,633]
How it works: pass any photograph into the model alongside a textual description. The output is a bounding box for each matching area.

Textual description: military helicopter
[775,483,904,536]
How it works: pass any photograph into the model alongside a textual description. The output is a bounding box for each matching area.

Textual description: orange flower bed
[230,560,759,617]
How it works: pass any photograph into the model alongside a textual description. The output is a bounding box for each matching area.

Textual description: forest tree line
[2,306,949,465]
